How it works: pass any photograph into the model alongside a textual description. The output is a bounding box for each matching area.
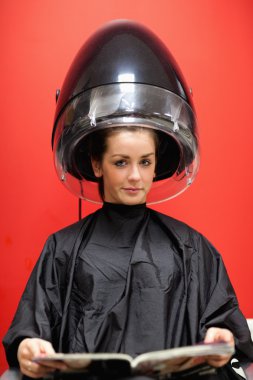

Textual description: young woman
[3,20,253,379]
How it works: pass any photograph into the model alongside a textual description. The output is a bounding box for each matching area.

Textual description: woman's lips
[123,187,141,194]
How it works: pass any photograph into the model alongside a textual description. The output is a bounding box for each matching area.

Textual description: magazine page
[33,352,133,370]
[33,342,234,376]
[131,342,234,375]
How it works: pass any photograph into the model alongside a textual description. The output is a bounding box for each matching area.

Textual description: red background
[1,0,253,372]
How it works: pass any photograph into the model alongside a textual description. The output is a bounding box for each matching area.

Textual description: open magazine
[33,342,234,378]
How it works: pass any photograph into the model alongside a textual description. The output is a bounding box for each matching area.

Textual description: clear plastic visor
[53,83,199,203]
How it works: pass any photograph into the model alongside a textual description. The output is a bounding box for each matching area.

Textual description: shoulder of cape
[149,208,202,248]
[47,210,99,249]
[149,209,223,265]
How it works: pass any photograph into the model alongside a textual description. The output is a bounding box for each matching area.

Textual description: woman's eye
[141,159,151,166]
[114,160,126,167]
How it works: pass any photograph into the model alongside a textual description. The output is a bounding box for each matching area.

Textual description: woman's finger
[20,359,55,379]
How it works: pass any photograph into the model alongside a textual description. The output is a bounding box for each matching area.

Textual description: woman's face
[92,129,156,205]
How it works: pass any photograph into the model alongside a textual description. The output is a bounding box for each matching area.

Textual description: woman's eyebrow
[141,153,155,158]
[111,152,155,158]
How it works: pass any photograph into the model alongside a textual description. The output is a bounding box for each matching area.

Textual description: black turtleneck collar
[102,202,147,219]
[87,202,148,247]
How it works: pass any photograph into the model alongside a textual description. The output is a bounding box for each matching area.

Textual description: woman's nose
[128,164,141,181]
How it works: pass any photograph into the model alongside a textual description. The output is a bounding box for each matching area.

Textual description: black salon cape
[3,203,253,375]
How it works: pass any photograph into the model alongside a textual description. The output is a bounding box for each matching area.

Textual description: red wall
[1,0,253,372]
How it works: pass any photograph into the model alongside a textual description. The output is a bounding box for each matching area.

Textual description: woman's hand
[17,338,67,378]
[204,327,235,367]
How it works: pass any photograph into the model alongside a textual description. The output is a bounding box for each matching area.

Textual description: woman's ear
[91,159,103,178]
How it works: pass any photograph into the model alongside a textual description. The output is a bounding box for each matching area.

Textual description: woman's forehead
[107,127,156,140]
